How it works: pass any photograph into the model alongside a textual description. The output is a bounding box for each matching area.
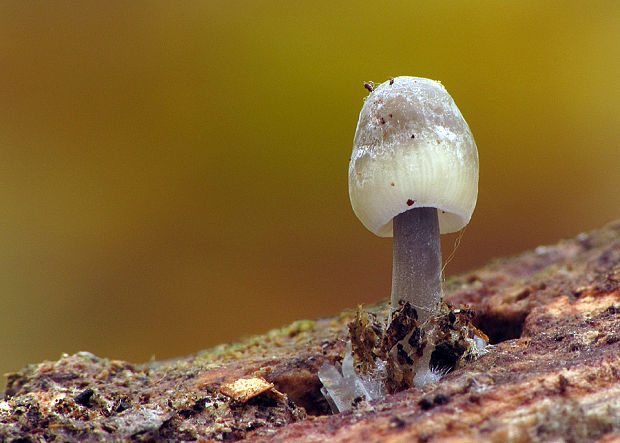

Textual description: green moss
[195,319,321,364]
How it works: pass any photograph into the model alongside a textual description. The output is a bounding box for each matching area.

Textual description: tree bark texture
[2,220,619,442]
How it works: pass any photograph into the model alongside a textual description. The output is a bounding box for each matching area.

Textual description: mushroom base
[318,302,489,412]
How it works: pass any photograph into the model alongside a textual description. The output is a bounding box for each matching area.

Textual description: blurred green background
[1,1,619,388]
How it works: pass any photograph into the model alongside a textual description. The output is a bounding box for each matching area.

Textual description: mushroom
[349,76,478,323]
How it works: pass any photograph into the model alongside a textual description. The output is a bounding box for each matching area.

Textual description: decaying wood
[2,220,619,442]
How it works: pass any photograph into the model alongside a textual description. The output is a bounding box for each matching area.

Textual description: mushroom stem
[391,207,442,323]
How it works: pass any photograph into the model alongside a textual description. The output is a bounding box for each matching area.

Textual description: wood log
[2,220,619,442]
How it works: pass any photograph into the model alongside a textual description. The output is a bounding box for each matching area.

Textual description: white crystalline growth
[319,329,490,413]
[412,347,451,388]
[318,302,491,413]
[318,342,385,413]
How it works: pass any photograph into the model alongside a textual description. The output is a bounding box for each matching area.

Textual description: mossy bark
[2,221,619,442]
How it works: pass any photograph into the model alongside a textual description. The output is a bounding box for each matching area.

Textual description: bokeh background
[1,1,619,388]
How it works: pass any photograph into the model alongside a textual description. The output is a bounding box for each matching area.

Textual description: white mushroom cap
[349,76,479,237]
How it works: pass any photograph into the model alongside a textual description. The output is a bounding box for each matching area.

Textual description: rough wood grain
[2,220,619,442]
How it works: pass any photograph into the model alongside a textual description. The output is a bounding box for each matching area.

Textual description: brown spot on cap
[388,113,393,118]
[407,199,415,206]
[380,117,386,124]
[391,182,395,187]
[364,83,374,93]
[411,134,416,139]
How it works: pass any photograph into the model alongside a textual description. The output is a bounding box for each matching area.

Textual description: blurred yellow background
[1,1,618,388]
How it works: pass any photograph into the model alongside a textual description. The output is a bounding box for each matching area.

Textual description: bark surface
[2,220,619,442]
